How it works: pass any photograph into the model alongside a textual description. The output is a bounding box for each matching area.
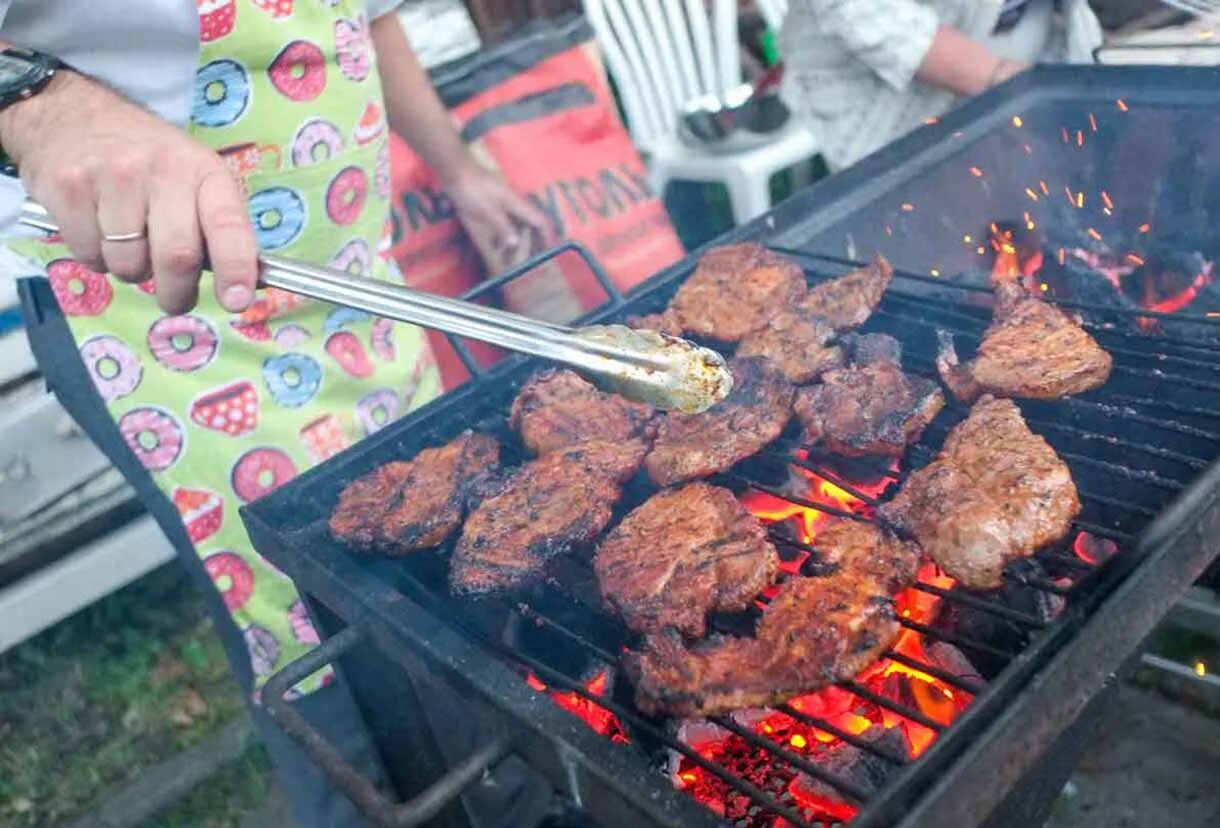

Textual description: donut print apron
[9,0,441,693]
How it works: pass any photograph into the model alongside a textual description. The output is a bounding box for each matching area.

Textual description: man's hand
[445,162,547,252]
[0,70,258,314]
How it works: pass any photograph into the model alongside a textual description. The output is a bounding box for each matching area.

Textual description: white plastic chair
[583,0,818,224]
[756,0,789,32]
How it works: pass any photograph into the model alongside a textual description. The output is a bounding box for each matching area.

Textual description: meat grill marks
[795,334,945,457]
[736,311,845,384]
[509,369,656,456]
[449,440,648,596]
[594,483,780,638]
[798,255,893,333]
[329,431,501,554]
[937,279,1113,401]
[880,396,1081,590]
[661,242,808,342]
[644,358,795,488]
[624,520,920,717]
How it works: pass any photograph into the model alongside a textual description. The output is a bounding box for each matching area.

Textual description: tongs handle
[14,200,659,375]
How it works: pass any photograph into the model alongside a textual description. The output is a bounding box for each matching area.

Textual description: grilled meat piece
[510,369,656,456]
[626,311,681,336]
[644,358,794,487]
[736,311,844,384]
[937,280,1113,401]
[329,431,500,553]
[795,334,944,457]
[595,483,780,637]
[624,520,917,716]
[880,396,1081,590]
[814,517,922,596]
[449,440,647,596]
[798,255,893,333]
[665,243,807,342]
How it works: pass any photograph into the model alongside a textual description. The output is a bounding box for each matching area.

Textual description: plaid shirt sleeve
[789,0,942,90]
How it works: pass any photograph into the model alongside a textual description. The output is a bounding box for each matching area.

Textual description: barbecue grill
[240,65,1220,828]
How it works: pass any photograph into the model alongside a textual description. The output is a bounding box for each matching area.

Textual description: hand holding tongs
[18,201,732,413]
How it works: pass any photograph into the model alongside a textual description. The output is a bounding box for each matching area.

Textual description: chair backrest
[755,0,789,32]
[583,0,743,152]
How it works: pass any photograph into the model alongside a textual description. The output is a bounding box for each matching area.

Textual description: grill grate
[302,250,1216,828]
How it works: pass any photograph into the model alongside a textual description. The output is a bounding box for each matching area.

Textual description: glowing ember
[525,669,629,744]
[1073,532,1118,565]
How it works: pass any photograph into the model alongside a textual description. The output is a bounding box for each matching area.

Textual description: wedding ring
[103,230,147,242]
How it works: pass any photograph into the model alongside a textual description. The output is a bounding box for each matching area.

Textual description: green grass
[145,746,274,828]
[0,566,245,827]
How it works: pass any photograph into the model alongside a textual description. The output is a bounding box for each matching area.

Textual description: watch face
[0,53,38,88]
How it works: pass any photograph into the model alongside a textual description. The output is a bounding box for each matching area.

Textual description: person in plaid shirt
[779,0,1103,169]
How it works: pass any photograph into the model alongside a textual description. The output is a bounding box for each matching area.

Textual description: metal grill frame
[242,65,1220,828]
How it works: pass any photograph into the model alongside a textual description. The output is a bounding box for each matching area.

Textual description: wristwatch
[0,46,63,112]
[0,47,64,176]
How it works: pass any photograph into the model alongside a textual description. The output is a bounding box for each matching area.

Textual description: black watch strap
[0,47,65,177]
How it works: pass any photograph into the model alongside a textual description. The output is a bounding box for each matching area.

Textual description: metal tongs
[18,202,732,413]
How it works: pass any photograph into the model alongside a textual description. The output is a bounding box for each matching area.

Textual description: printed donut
[147,315,219,372]
[190,380,259,437]
[262,352,322,407]
[289,600,321,646]
[244,624,280,678]
[48,259,113,316]
[325,331,373,377]
[334,16,372,82]
[291,118,343,167]
[324,306,371,334]
[192,59,251,128]
[356,389,399,435]
[253,0,294,19]
[248,186,306,249]
[231,320,272,342]
[353,101,384,147]
[118,407,184,471]
[231,447,298,503]
[134,279,158,296]
[369,317,395,362]
[329,238,371,276]
[273,323,311,348]
[325,166,368,226]
[173,486,224,544]
[269,40,326,102]
[204,551,254,611]
[374,142,390,199]
[79,335,142,402]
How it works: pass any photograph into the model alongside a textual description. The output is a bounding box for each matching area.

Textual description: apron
[9,0,441,693]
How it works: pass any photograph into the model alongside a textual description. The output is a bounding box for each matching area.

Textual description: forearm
[915,25,1017,97]
[371,14,475,185]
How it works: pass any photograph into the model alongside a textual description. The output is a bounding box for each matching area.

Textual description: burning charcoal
[933,558,1067,678]
[925,642,984,688]
[789,726,905,816]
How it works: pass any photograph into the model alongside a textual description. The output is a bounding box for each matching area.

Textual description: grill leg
[979,681,1120,828]
[306,597,555,828]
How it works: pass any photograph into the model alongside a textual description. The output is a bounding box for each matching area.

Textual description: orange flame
[525,669,629,744]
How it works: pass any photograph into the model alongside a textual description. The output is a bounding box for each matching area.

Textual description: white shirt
[0,0,403,225]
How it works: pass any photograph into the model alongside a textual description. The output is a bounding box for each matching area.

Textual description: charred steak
[795,334,944,457]
[449,440,648,596]
[880,396,1081,589]
[625,519,919,717]
[736,311,845,384]
[509,369,656,456]
[595,483,780,638]
[644,358,795,487]
[663,243,807,342]
[937,279,1113,401]
[798,255,893,333]
[329,431,500,553]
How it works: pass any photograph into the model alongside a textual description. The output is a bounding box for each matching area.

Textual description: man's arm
[0,44,257,313]
[370,14,544,249]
